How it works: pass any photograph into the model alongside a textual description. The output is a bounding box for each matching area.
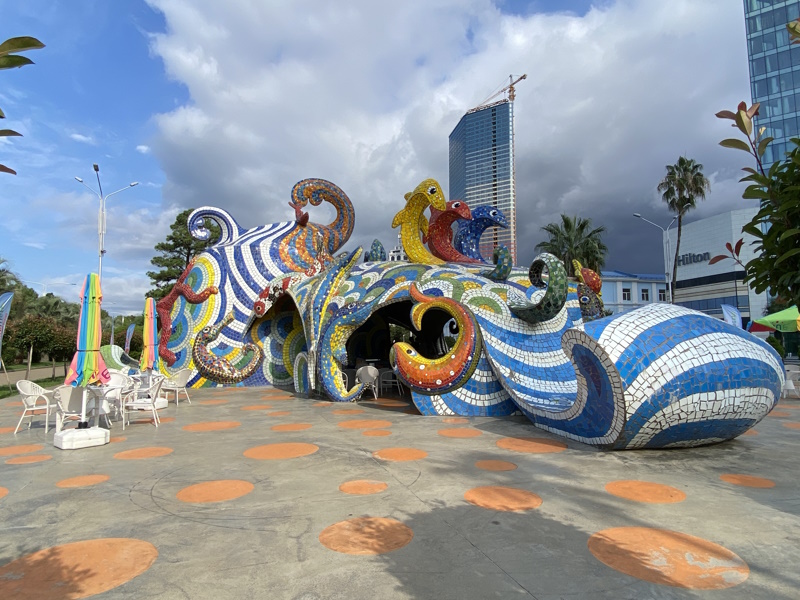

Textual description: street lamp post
[633,213,678,303]
[75,164,138,284]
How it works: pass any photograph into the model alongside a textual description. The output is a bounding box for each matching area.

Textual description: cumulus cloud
[136,144,151,154]
[69,133,95,144]
[143,0,754,272]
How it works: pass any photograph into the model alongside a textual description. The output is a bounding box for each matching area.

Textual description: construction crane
[471,74,527,111]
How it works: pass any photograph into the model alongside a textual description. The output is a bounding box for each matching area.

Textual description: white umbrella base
[54,427,110,450]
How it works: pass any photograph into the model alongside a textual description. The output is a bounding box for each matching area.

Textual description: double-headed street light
[75,164,138,284]
[633,213,678,303]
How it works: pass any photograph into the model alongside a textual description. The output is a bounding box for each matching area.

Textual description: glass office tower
[744,0,800,165]
[448,99,517,262]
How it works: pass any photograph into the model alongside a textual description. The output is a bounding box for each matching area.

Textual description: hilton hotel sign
[676,252,711,267]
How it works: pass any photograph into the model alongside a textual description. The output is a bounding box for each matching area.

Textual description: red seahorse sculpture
[156,258,219,367]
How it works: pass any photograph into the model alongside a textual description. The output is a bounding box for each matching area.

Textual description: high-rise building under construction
[448,98,518,263]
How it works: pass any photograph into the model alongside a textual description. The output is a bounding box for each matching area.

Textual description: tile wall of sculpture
[155,177,785,449]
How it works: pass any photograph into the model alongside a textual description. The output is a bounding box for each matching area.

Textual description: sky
[0,0,756,314]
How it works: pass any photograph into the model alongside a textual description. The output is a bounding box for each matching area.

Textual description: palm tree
[657,156,711,299]
[0,256,18,291]
[535,215,608,277]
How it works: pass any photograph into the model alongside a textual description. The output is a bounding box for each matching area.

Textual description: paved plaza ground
[1,386,799,599]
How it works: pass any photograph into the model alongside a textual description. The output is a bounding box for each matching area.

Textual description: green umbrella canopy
[755,306,800,333]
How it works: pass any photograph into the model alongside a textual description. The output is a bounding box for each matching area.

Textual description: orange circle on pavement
[114,447,173,460]
[605,480,687,504]
[319,517,412,555]
[5,401,23,407]
[266,411,291,417]
[742,429,758,436]
[442,417,468,424]
[332,408,364,415]
[782,422,800,430]
[244,442,318,460]
[109,437,126,443]
[6,455,52,465]
[176,480,254,503]
[0,538,158,599]
[265,395,293,401]
[339,480,388,495]
[438,428,482,438]
[464,486,542,511]
[475,460,517,471]
[338,419,393,430]
[362,430,392,437]
[588,527,748,589]
[182,421,241,432]
[496,437,567,453]
[373,447,427,461]
[720,474,775,488]
[198,399,228,405]
[768,410,790,417]
[57,475,110,488]
[375,399,407,407]
[271,423,312,432]
[0,486,7,499]
[241,405,273,411]
[0,444,44,457]
[313,402,331,407]
[0,427,15,434]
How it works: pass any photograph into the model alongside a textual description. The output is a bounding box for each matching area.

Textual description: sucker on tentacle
[192,311,264,384]
[508,252,568,324]
[156,258,218,367]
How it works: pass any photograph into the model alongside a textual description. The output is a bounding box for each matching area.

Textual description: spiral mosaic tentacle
[188,207,245,244]
[479,246,513,281]
[156,259,219,367]
[317,301,374,402]
[282,178,354,259]
[391,178,447,265]
[508,253,568,324]
[453,206,509,262]
[192,311,264,384]
[427,201,479,263]
[391,284,482,395]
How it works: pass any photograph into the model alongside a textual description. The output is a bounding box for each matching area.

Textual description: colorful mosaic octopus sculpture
[160,176,785,450]
[156,258,218,367]
[453,206,509,262]
[192,311,264,384]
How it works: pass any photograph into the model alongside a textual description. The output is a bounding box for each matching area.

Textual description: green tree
[5,314,56,379]
[0,256,18,290]
[0,36,45,175]
[146,208,219,300]
[535,215,608,277]
[657,156,711,299]
[716,99,800,309]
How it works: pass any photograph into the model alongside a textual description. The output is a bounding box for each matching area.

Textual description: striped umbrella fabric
[65,274,111,387]
[139,297,158,371]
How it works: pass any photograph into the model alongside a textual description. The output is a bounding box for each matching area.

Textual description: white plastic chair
[160,369,192,407]
[356,366,380,400]
[14,380,54,434]
[379,368,404,396]
[122,376,163,429]
[52,385,92,433]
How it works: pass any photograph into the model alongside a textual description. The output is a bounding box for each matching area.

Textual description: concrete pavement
[1,386,799,599]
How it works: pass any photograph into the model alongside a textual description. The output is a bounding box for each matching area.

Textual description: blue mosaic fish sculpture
[453,206,509,262]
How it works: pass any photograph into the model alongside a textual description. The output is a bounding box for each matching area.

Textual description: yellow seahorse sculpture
[391,178,447,265]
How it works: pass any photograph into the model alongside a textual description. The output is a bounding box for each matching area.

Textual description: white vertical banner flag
[721,304,743,329]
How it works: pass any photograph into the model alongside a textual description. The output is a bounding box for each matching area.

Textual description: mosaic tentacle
[156,259,219,367]
[192,311,264,384]
[188,207,245,244]
[367,239,387,262]
[479,246,512,281]
[508,253,568,324]
[453,206,509,262]
[281,179,354,265]
[427,201,480,263]
[390,284,482,395]
[317,301,374,402]
[391,178,447,265]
